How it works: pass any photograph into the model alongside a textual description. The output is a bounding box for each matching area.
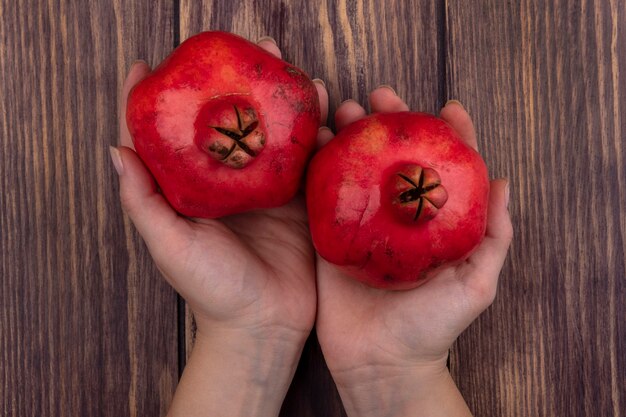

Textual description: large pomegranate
[127,31,320,218]
[306,112,489,290]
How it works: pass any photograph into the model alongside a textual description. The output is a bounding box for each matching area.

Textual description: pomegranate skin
[306,112,489,290]
[127,31,320,218]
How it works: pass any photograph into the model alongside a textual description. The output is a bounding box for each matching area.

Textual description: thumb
[459,179,513,304]
[483,178,514,247]
[109,146,190,248]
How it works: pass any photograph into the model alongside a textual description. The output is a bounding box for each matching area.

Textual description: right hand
[113,38,328,351]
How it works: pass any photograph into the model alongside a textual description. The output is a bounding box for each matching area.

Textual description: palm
[156,196,315,332]
[316,260,480,374]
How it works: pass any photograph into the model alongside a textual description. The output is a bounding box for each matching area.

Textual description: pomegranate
[126,31,320,218]
[306,112,489,290]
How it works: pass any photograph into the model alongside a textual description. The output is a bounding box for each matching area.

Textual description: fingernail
[504,180,510,209]
[377,84,396,95]
[109,146,124,176]
[318,126,332,133]
[257,36,277,45]
[340,98,358,105]
[312,78,326,88]
[130,59,148,71]
[445,99,464,109]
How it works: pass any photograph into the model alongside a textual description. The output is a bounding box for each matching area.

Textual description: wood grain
[0,1,179,415]
[179,1,442,415]
[181,0,442,123]
[446,1,626,416]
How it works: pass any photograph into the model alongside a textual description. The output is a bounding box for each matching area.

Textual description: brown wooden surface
[446,1,626,416]
[0,1,179,416]
[1,1,624,416]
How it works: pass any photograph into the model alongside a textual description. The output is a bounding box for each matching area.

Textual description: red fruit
[306,112,489,290]
[127,31,320,218]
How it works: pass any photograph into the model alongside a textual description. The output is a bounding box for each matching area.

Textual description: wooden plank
[0,1,179,416]
[446,1,626,416]
[180,0,443,121]
[179,1,442,415]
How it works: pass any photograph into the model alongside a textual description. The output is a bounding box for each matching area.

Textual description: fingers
[460,179,513,305]
[317,127,335,148]
[257,36,282,59]
[335,84,411,130]
[120,61,151,148]
[110,146,191,251]
[368,86,409,113]
[335,99,367,130]
[439,100,478,151]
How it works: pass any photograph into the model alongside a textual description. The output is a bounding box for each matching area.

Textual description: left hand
[314,88,513,416]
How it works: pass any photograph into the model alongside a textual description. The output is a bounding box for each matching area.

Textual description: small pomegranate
[306,112,489,290]
[127,31,320,218]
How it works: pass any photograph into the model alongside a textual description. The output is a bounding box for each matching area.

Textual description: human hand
[111,37,329,417]
[314,89,513,416]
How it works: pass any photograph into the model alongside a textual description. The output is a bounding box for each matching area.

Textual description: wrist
[198,325,308,381]
[168,326,308,417]
[194,307,313,352]
[333,363,471,417]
